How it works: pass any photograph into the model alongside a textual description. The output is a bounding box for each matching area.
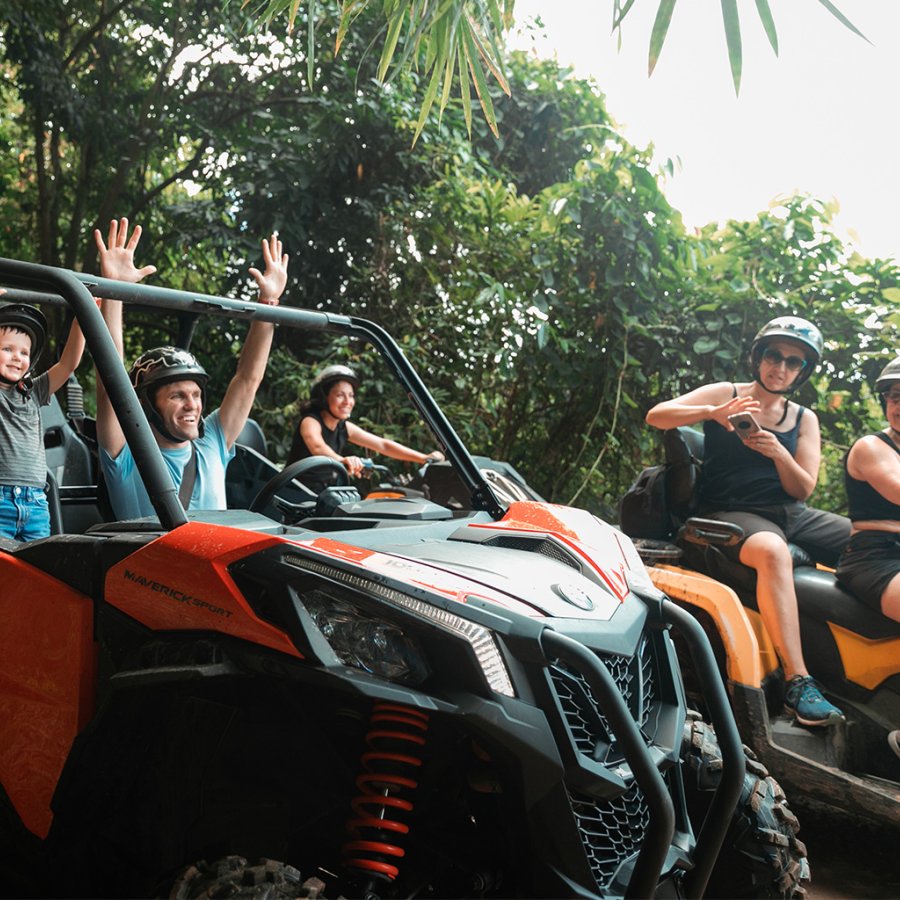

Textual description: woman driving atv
[286,364,444,477]
[646,316,851,727]
[836,356,900,624]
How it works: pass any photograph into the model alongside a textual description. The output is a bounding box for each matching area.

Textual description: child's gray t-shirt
[0,372,51,487]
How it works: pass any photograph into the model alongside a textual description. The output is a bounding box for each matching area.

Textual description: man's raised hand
[94,218,157,284]
[249,234,288,306]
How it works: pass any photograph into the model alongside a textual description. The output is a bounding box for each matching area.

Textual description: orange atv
[0,259,808,899]
[621,426,900,830]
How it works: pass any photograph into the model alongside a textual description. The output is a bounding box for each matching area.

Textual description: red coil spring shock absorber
[342,702,430,885]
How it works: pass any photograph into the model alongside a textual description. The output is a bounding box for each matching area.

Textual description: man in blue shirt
[94,218,288,520]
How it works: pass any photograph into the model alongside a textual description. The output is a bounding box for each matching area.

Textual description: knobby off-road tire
[169,856,328,900]
[684,717,810,899]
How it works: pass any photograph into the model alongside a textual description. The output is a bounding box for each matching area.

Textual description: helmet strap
[752,372,795,397]
[142,392,206,444]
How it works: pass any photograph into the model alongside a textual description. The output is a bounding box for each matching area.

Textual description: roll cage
[0,257,505,528]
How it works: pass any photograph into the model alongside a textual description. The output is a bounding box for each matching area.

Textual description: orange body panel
[470,502,631,601]
[0,553,97,838]
[828,622,900,690]
[105,521,301,658]
[649,564,778,687]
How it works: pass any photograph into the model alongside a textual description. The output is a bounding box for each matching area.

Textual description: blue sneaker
[784,676,844,726]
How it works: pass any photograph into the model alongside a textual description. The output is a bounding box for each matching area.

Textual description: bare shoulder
[299,414,323,434]
[852,433,893,459]
[697,380,741,402]
[796,403,819,428]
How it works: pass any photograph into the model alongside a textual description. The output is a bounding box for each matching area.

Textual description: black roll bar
[0,259,188,530]
[662,601,746,899]
[343,315,504,517]
[0,261,505,522]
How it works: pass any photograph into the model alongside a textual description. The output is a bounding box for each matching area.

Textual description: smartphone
[727,412,761,440]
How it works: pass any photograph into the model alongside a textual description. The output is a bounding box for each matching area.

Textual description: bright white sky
[509,0,899,262]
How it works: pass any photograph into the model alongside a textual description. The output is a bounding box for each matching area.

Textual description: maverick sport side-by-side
[0,258,808,899]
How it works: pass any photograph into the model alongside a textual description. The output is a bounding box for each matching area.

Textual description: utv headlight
[303,590,430,684]
[284,553,515,697]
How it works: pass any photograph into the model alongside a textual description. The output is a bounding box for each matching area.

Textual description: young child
[0,297,88,541]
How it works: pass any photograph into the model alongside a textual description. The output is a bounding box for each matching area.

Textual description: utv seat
[235,418,267,457]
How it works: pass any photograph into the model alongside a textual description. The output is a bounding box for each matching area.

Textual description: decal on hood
[122,569,233,618]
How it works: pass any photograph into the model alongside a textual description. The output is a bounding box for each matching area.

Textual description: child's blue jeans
[0,484,50,542]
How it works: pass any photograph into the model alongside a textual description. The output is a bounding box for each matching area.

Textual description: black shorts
[836,531,900,612]
[700,502,851,568]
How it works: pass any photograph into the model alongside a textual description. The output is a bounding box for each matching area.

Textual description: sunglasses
[882,390,900,404]
[761,347,808,372]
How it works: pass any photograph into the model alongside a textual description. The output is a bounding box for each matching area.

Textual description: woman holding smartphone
[646,316,851,727]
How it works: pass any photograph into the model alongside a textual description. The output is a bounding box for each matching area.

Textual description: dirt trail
[801,811,900,899]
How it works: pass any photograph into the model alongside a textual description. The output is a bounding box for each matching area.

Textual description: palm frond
[720,0,741,95]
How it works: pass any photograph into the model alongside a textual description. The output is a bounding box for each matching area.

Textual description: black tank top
[700,398,804,510]
[286,409,348,465]
[845,432,900,522]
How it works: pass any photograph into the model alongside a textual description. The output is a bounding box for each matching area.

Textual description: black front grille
[549,634,664,892]
[550,635,658,762]
[570,782,650,892]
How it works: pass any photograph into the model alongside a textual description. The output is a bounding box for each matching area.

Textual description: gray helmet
[750,316,823,392]
[310,364,360,407]
[875,356,900,413]
[0,303,47,381]
[129,346,208,441]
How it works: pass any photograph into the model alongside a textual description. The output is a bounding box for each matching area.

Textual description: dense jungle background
[2,0,898,519]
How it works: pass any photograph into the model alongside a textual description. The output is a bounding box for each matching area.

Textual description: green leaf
[612,0,638,31]
[693,337,720,354]
[457,40,473,135]
[720,0,742,95]
[881,287,900,305]
[648,0,677,76]
[814,0,872,44]
[306,0,316,87]
[461,19,499,137]
[377,4,408,82]
[412,58,441,147]
[455,10,510,95]
[754,0,778,55]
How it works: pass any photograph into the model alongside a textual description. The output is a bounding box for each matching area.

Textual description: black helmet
[310,364,360,408]
[129,346,208,441]
[875,356,900,414]
[749,316,823,392]
[0,303,47,379]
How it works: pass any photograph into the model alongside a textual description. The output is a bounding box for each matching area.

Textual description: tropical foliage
[238,0,867,143]
[0,0,896,520]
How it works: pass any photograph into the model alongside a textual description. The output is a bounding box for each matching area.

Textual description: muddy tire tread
[685,719,811,899]
[169,855,327,900]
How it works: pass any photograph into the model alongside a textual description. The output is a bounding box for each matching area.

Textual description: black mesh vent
[549,635,658,763]
[569,781,650,892]
[548,633,674,893]
[549,635,666,892]
[481,535,580,570]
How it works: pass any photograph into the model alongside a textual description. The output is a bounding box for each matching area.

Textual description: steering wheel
[249,455,350,513]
